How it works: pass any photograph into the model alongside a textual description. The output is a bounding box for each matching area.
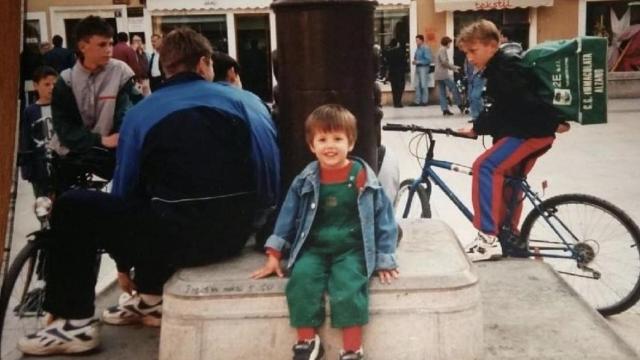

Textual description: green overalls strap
[286,161,369,328]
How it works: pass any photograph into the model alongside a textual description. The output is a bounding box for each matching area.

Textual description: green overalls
[286,161,369,328]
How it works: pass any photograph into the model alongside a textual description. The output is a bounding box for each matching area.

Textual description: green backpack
[522,37,608,125]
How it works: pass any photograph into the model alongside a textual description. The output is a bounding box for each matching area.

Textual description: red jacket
[112,42,141,78]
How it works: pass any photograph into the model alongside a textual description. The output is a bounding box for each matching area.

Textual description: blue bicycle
[384,123,640,316]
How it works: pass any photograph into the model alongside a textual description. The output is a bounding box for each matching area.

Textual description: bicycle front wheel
[520,194,640,316]
[0,240,47,360]
[394,179,431,219]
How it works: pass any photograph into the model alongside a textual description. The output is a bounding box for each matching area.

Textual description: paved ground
[5,98,640,359]
[382,98,640,355]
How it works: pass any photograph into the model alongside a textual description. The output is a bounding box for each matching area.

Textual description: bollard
[272,0,378,185]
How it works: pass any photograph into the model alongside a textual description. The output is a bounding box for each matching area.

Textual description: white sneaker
[18,318,100,355]
[465,232,503,262]
[102,294,162,327]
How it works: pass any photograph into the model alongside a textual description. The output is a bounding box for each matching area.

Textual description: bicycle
[0,115,110,360]
[384,123,640,316]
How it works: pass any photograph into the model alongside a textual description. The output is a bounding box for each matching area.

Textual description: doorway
[235,14,272,102]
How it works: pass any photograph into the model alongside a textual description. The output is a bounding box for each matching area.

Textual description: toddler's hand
[250,255,284,279]
[377,269,399,284]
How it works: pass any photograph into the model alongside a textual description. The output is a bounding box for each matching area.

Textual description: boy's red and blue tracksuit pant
[472,136,554,235]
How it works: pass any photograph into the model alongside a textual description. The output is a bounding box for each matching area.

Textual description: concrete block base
[159,219,483,360]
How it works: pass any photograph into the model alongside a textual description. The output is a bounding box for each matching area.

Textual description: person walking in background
[43,35,74,73]
[384,38,408,108]
[464,58,485,122]
[411,34,432,106]
[148,34,164,92]
[434,36,463,116]
[131,34,150,95]
[112,32,141,78]
[131,35,149,81]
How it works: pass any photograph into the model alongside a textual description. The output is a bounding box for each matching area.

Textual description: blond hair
[305,104,357,146]
[457,19,501,49]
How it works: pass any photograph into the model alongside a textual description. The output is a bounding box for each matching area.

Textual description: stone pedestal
[159,219,483,360]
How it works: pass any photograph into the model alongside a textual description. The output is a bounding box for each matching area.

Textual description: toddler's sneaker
[340,348,364,360]
[102,293,162,327]
[292,334,324,360]
[18,318,100,355]
[465,232,503,262]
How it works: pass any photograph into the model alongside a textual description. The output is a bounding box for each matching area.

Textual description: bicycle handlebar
[383,123,477,139]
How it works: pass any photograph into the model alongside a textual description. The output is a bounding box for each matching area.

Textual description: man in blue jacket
[18,27,281,356]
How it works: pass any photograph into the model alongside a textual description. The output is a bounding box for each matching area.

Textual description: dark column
[0,0,21,260]
[272,0,378,186]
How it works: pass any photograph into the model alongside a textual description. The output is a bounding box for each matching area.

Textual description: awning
[147,0,271,11]
[435,0,553,12]
[148,0,411,12]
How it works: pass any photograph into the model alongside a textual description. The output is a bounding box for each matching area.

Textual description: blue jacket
[265,158,398,277]
[112,72,280,208]
[414,44,432,66]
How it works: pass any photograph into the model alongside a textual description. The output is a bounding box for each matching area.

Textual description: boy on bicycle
[251,104,398,360]
[456,20,570,261]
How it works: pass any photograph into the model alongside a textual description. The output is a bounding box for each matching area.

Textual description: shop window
[586,1,640,71]
[453,8,529,68]
[375,8,410,81]
[152,15,228,53]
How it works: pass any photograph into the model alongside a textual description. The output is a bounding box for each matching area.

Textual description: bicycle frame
[403,152,581,261]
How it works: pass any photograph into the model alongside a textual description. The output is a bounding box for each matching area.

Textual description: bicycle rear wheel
[520,194,640,316]
[394,179,431,219]
[0,240,46,360]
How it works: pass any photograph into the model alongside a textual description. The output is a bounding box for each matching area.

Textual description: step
[159,219,483,360]
[476,259,639,359]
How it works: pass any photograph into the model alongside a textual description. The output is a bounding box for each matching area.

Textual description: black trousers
[389,74,406,107]
[42,190,255,319]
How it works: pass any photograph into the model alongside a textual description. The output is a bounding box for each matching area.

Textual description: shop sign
[475,0,513,10]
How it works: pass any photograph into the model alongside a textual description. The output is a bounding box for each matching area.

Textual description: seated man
[18,27,281,356]
[50,16,141,191]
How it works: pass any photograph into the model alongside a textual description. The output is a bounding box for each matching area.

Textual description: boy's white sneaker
[18,318,100,355]
[465,232,503,262]
[102,293,162,327]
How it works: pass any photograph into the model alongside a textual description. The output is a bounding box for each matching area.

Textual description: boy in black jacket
[456,20,570,261]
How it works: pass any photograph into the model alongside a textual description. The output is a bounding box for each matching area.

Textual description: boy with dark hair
[456,19,570,261]
[252,104,398,360]
[51,15,141,191]
[19,66,58,197]
[212,50,241,87]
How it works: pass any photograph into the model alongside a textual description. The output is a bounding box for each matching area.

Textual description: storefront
[26,0,152,50]
[579,0,640,72]
[147,0,414,101]
[433,0,554,67]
